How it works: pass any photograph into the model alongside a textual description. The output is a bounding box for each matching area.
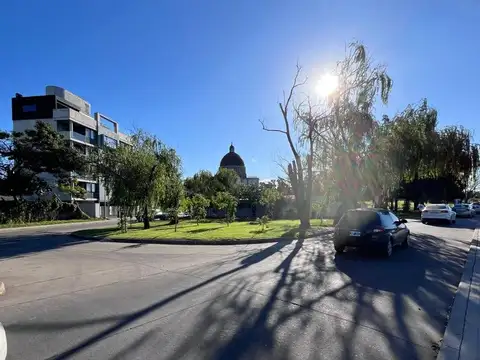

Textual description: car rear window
[338,211,379,228]
[454,204,467,208]
[425,205,447,210]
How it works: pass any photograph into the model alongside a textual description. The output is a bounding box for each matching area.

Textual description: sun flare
[315,73,339,97]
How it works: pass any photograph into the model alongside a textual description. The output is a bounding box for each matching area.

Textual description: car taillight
[373,227,385,233]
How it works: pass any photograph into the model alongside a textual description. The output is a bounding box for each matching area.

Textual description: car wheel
[421,220,426,224]
[401,234,409,249]
[385,238,393,258]
[334,245,345,254]
[453,218,456,224]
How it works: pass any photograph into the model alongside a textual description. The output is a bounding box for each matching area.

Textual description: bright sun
[315,73,339,97]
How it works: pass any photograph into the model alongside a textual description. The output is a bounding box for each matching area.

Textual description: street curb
[437,228,479,360]
[70,228,334,246]
[0,282,5,296]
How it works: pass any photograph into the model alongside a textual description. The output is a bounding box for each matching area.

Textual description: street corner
[0,282,4,296]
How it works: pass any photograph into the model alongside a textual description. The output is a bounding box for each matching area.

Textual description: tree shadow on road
[4,230,470,360]
[0,233,93,260]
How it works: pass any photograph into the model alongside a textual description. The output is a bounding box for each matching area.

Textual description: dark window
[86,128,97,140]
[57,120,70,132]
[338,211,379,229]
[22,104,36,112]
[72,123,86,135]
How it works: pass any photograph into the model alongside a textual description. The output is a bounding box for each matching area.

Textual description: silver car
[452,203,475,218]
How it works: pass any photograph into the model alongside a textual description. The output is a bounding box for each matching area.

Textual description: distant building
[219,144,259,186]
[11,86,130,218]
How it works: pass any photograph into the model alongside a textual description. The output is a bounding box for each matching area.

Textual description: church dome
[220,144,245,167]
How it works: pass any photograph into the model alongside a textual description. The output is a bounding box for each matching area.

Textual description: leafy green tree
[213,168,239,194]
[184,170,216,198]
[260,187,281,218]
[190,194,210,225]
[0,122,87,201]
[94,130,181,231]
[164,176,186,232]
[213,191,238,225]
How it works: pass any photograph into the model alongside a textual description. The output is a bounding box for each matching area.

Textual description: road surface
[0,218,478,359]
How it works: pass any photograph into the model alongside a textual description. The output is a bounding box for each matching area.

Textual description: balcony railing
[53,108,96,129]
[71,131,87,142]
[73,172,96,181]
[83,192,98,199]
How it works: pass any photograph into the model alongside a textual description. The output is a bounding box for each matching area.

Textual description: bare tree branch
[258,119,287,135]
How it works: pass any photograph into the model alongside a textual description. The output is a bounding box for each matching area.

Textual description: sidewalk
[438,228,480,360]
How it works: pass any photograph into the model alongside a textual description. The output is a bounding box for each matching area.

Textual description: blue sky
[1,1,479,179]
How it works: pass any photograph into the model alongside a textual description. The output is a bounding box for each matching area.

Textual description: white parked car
[421,204,456,225]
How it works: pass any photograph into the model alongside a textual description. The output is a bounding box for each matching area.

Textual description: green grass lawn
[0,218,105,229]
[75,218,334,241]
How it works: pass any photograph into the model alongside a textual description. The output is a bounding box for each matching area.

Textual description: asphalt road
[0,218,478,360]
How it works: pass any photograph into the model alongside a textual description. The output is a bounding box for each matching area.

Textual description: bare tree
[260,66,328,229]
[261,42,393,227]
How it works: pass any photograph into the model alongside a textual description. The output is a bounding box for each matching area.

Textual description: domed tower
[220,143,246,179]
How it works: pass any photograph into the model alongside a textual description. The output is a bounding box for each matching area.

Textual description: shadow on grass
[186,227,223,234]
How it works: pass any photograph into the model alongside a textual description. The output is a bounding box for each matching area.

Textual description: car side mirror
[401,219,408,223]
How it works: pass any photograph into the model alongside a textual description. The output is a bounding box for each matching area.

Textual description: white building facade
[11,86,130,218]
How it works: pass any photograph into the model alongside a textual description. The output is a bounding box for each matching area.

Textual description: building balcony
[74,192,99,201]
[73,172,96,182]
[53,108,96,129]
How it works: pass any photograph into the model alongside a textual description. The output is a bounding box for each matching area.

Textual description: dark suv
[334,209,410,257]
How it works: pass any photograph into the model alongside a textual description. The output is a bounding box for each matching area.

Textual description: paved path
[0,218,478,359]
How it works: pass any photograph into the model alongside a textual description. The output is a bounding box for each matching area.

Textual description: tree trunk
[174,214,178,232]
[143,204,150,229]
[394,198,398,212]
[299,210,310,229]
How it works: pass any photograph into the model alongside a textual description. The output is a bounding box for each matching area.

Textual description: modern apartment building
[11,86,131,218]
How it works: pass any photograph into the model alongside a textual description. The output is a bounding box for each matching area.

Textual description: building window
[57,120,70,132]
[22,104,36,112]
[86,128,97,139]
[72,122,86,135]
[86,183,96,193]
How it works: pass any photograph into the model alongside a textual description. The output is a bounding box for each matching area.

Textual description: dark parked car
[154,212,168,220]
[334,208,410,258]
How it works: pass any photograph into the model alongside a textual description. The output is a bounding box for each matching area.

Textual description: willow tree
[94,130,181,231]
[261,41,393,228]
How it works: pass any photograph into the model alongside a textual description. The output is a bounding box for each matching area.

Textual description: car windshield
[454,204,468,208]
[425,205,447,210]
[338,211,378,228]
